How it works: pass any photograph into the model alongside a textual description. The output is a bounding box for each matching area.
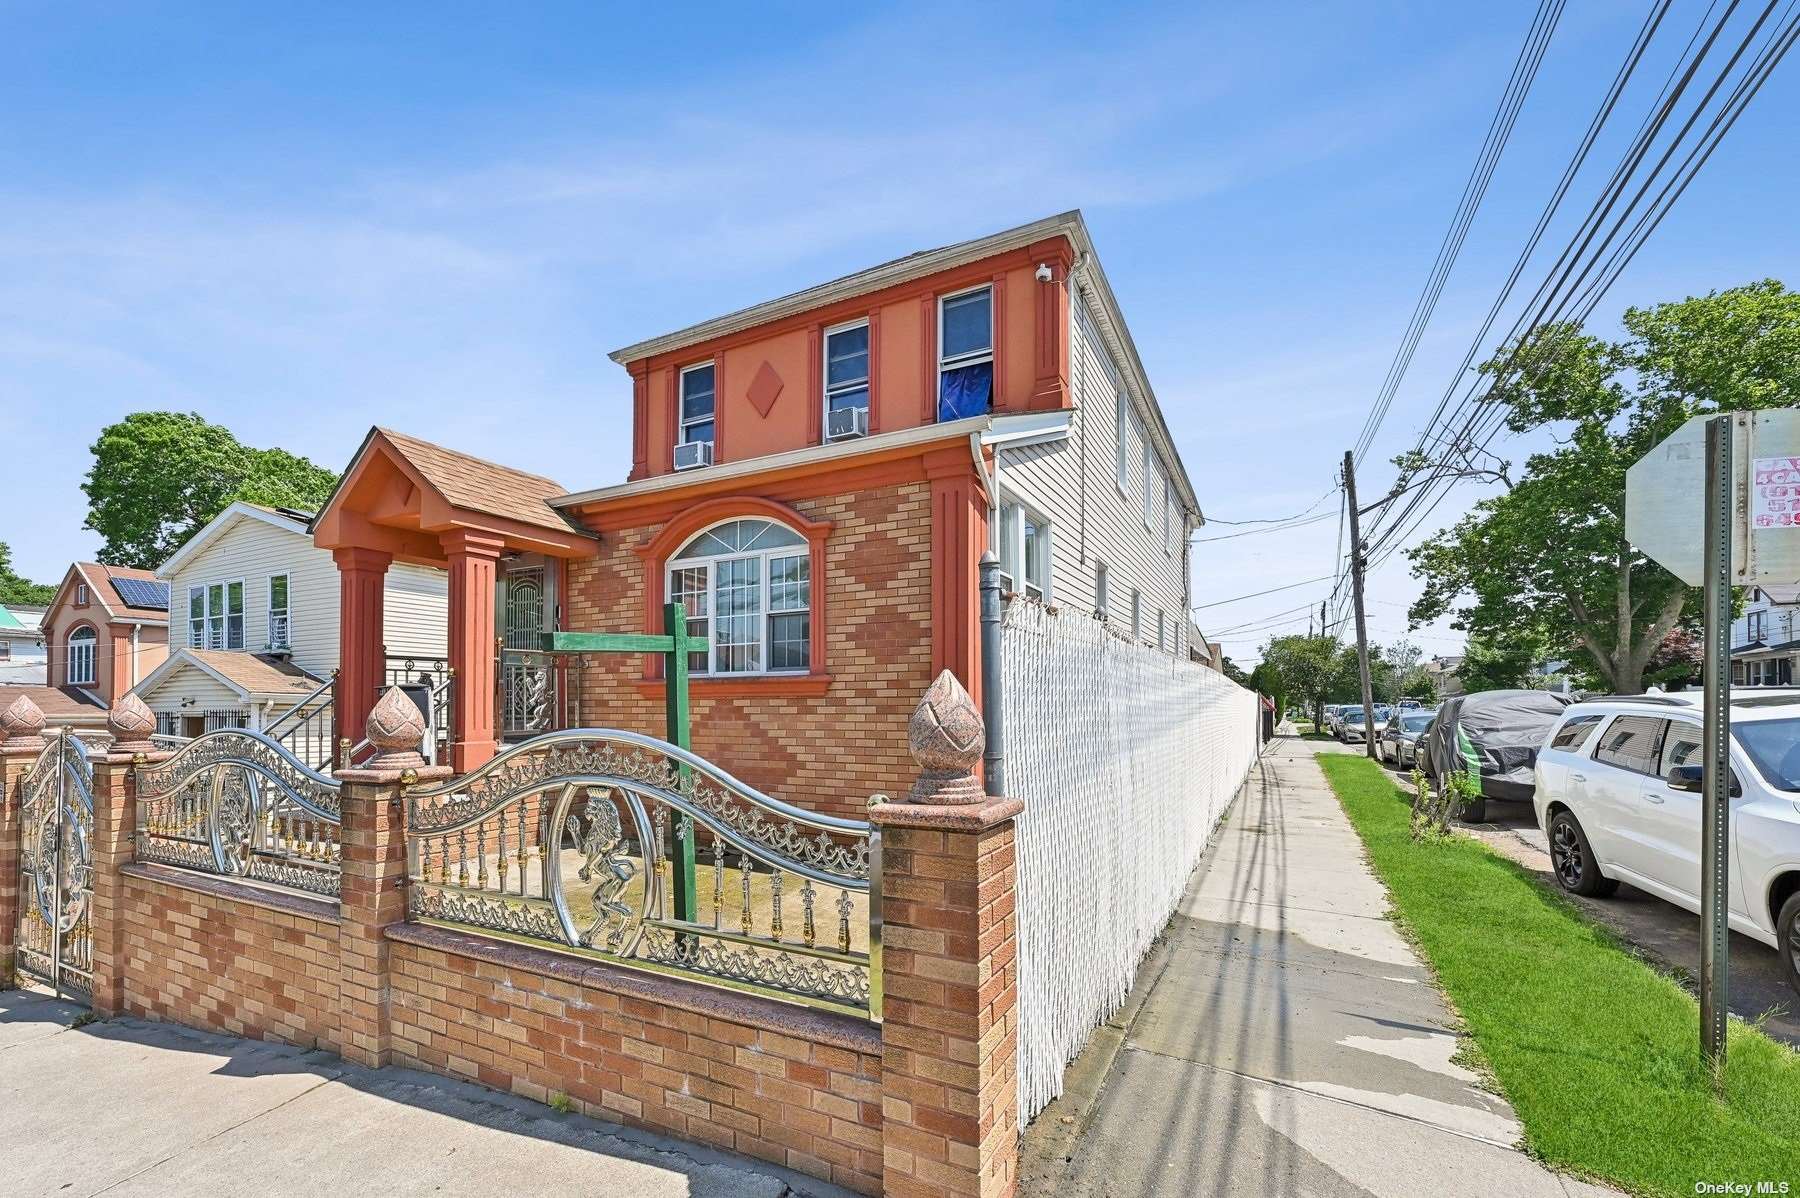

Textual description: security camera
[1035,262,1053,283]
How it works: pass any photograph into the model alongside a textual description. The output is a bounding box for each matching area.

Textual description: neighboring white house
[132,502,449,750]
[1731,584,1800,687]
[0,603,47,683]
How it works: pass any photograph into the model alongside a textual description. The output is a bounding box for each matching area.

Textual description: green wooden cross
[539,602,706,922]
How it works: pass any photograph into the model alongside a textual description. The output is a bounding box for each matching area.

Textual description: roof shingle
[377,428,582,535]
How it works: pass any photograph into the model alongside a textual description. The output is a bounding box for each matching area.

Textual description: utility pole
[1343,451,1378,760]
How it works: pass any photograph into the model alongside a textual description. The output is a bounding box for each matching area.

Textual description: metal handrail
[264,672,335,738]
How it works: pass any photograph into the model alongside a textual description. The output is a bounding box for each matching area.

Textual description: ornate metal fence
[134,730,343,898]
[403,730,881,1018]
[15,729,95,1000]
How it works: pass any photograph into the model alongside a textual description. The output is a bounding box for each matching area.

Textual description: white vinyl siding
[139,664,245,713]
[161,512,448,680]
[991,296,1190,656]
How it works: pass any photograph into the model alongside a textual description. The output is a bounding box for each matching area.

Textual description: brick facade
[562,481,934,822]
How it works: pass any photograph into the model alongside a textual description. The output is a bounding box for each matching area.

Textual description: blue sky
[2,2,1794,664]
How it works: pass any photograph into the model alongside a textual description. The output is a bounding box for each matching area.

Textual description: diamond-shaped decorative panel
[746,360,784,418]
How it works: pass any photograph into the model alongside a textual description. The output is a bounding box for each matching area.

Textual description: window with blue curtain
[938,287,993,422]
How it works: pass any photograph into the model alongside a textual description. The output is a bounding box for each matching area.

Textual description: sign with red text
[1628,410,1800,586]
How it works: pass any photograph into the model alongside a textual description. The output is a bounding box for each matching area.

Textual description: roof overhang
[554,412,1020,513]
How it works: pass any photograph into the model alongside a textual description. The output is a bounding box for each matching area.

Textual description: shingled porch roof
[311,427,597,565]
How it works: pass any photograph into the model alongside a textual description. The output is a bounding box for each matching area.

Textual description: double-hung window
[1163,477,1174,553]
[1748,610,1766,641]
[67,627,96,685]
[1131,589,1142,642]
[1143,444,1156,528]
[188,581,245,650]
[1095,561,1109,619]
[668,519,811,676]
[996,499,1050,600]
[679,363,716,447]
[938,286,993,422]
[824,320,870,430]
[268,574,291,649]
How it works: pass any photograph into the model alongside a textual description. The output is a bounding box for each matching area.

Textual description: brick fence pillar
[335,686,450,1067]
[90,696,160,1016]
[0,695,49,987]
[871,669,1024,1198]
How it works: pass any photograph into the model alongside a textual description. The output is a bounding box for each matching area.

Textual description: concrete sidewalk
[0,987,847,1198]
[1021,735,1615,1197]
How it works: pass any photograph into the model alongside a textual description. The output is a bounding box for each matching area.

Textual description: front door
[500,565,553,737]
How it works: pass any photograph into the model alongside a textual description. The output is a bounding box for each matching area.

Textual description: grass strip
[1316,751,1800,1197]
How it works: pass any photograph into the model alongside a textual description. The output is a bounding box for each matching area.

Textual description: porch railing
[263,673,337,771]
[386,655,454,762]
[402,729,881,1018]
[134,729,343,899]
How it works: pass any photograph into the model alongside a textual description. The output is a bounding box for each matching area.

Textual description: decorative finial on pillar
[107,692,157,754]
[364,685,427,771]
[906,669,986,804]
[0,693,47,751]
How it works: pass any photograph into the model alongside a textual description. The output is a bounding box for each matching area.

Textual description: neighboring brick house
[314,211,1204,816]
[39,561,170,705]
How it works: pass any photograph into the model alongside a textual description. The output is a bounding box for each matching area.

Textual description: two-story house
[133,502,450,754]
[40,561,170,703]
[312,211,1204,818]
[1732,584,1800,686]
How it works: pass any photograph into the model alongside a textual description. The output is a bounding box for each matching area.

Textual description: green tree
[1456,633,1544,692]
[82,412,340,568]
[1408,281,1800,693]
[1259,634,1338,726]
[1219,656,1252,688]
[0,542,56,605]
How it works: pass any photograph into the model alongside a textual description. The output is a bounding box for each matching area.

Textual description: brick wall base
[120,864,343,1051]
[387,923,885,1194]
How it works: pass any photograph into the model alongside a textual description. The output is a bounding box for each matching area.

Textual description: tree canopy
[1408,281,1800,694]
[82,412,340,569]
[0,542,56,605]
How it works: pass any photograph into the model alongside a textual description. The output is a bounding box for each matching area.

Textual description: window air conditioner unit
[673,440,714,471]
[827,406,869,441]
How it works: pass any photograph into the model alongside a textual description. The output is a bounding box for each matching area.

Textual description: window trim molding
[66,622,98,686]
[634,495,834,693]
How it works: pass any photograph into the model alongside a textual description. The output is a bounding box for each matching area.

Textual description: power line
[1202,485,1340,526]
[1190,574,1338,613]
[1351,0,1566,468]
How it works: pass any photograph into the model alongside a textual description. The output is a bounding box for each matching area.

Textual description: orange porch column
[445,530,503,771]
[333,546,392,754]
[925,447,989,708]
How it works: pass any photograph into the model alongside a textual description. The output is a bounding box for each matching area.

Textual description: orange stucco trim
[923,446,988,706]
[630,495,834,684]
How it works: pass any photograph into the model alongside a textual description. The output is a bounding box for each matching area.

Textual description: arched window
[667,518,811,675]
[67,626,97,686]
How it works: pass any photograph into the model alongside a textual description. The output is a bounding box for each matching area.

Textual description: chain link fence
[1002,598,1259,1126]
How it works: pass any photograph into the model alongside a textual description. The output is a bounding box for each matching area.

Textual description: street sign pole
[1700,415,1732,1083]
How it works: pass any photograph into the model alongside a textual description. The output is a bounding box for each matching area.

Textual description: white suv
[1533,691,1800,997]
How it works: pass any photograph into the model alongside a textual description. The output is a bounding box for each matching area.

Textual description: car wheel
[1779,892,1800,1000]
[1548,810,1619,897]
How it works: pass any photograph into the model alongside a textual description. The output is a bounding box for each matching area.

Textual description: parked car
[1341,706,1392,744]
[1533,691,1800,998]
[1378,708,1438,768]
[1420,689,1573,820]
[1322,705,1344,736]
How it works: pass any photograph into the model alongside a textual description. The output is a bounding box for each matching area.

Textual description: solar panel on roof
[111,577,170,610]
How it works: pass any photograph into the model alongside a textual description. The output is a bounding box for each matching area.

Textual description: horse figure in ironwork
[571,790,637,951]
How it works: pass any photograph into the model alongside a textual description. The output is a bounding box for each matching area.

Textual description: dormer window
[938,286,993,422]
[679,362,716,448]
[76,583,88,605]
